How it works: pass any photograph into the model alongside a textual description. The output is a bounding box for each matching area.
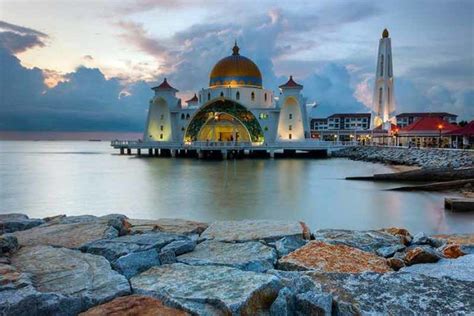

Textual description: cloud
[0,20,48,53]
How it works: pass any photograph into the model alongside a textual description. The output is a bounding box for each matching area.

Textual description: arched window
[264,93,267,102]
[289,113,293,120]
[380,55,384,76]
[181,113,185,120]
[186,113,190,120]
[220,91,224,97]
[379,87,383,105]
[236,91,240,100]
[251,92,255,101]
[181,127,185,131]
[207,93,211,101]
[289,134,292,140]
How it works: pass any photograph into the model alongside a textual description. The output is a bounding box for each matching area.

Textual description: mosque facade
[143,42,310,146]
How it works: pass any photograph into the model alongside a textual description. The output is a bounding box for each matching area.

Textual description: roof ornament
[382,28,389,38]
[232,40,240,55]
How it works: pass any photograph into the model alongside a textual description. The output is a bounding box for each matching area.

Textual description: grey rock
[266,270,315,294]
[270,287,294,316]
[0,213,44,234]
[275,236,307,257]
[404,245,442,265]
[130,263,282,315]
[308,271,474,314]
[0,263,82,316]
[295,291,332,316]
[376,244,406,258]
[313,229,403,253]
[80,232,188,261]
[158,250,177,264]
[461,244,474,255]
[112,249,161,279]
[160,239,196,255]
[0,234,18,254]
[401,254,474,282]
[412,232,429,245]
[11,245,130,311]
[127,218,208,235]
[177,240,277,272]
[201,220,307,243]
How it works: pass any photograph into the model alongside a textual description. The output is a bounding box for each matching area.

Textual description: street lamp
[394,128,399,146]
[438,124,444,148]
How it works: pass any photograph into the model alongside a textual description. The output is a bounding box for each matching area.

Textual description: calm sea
[0,141,472,234]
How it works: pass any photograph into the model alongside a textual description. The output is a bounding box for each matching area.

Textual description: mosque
[143,42,310,147]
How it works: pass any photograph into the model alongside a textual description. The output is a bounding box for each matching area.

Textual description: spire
[382,28,389,38]
[232,40,240,55]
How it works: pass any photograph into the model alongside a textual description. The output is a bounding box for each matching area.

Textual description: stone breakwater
[1,214,473,315]
[332,146,474,168]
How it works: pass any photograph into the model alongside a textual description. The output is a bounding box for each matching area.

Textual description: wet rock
[376,244,406,258]
[278,241,391,273]
[386,257,405,271]
[79,295,189,316]
[275,236,308,257]
[404,245,441,265]
[201,220,309,243]
[130,263,282,315]
[13,219,121,249]
[112,249,161,279]
[440,243,465,258]
[11,245,130,311]
[269,287,294,316]
[0,262,81,316]
[295,291,332,315]
[380,227,412,245]
[308,271,474,314]
[177,240,277,272]
[313,229,402,253]
[80,232,189,261]
[160,239,196,256]
[0,213,44,234]
[0,234,18,254]
[127,218,208,235]
[401,254,474,282]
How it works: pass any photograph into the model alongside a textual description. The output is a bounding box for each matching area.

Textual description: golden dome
[382,28,389,38]
[209,42,262,88]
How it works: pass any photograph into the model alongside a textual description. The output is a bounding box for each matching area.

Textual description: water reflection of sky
[1,141,472,234]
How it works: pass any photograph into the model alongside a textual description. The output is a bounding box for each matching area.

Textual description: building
[143,42,310,146]
[396,112,457,128]
[371,28,396,130]
[396,116,458,147]
[310,113,371,141]
[444,121,474,149]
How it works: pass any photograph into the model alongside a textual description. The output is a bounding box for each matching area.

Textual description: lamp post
[438,124,444,148]
[394,128,399,146]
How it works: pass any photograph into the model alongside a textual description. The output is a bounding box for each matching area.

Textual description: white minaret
[371,28,396,129]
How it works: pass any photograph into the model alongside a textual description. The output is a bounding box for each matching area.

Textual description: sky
[0,0,473,132]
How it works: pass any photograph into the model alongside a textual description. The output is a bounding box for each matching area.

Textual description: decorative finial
[382,28,389,38]
[232,41,240,55]
[164,77,167,82]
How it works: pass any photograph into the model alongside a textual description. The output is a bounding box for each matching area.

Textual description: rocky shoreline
[1,213,473,315]
[333,146,473,168]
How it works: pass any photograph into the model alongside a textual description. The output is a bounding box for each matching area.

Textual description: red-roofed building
[397,116,459,148]
[396,112,457,127]
[279,76,303,89]
[152,78,178,92]
[444,121,474,148]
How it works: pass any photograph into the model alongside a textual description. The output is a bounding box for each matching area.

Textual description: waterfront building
[143,42,310,146]
[371,28,396,130]
[444,121,474,149]
[396,116,458,147]
[310,113,371,141]
[396,112,457,128]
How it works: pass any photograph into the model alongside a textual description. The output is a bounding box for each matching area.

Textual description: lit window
[289,113,293,119]
[251,92,255,101]
[236,91,240,100]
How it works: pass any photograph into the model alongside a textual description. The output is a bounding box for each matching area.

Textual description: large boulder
[313,229,403,253]
[79,295,189,316]
[0,213,44,234]
[0,262,80,316]
[274,236,308,258]
[11,245,130,311]
[201,220,309,243]
[308,271,474,315]
[0,234,18,255]
[401,254,474,282]
[278,241,391,273]
[80,232,189,262]
[380,227,412,245]
[127,218,208,235]
[12,214,130,249]
[177,240,277,272]
[130,263,282,315]
[111,249,161,279]
[404,245,442,265]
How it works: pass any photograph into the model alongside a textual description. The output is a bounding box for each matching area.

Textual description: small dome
[382,28,389,38]
[209,42,262,88]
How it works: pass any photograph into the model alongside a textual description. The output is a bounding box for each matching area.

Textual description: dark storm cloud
[0,20,48,53]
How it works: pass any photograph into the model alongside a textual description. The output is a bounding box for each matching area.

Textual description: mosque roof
[152,78,178,91]
[279,76,303,89]
[185,93,199,103]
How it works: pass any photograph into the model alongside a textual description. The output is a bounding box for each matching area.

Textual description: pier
[111,140,356,159]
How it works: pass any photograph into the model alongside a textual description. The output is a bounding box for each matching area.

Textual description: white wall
[144,97,173,141]
[276,96,305,141]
